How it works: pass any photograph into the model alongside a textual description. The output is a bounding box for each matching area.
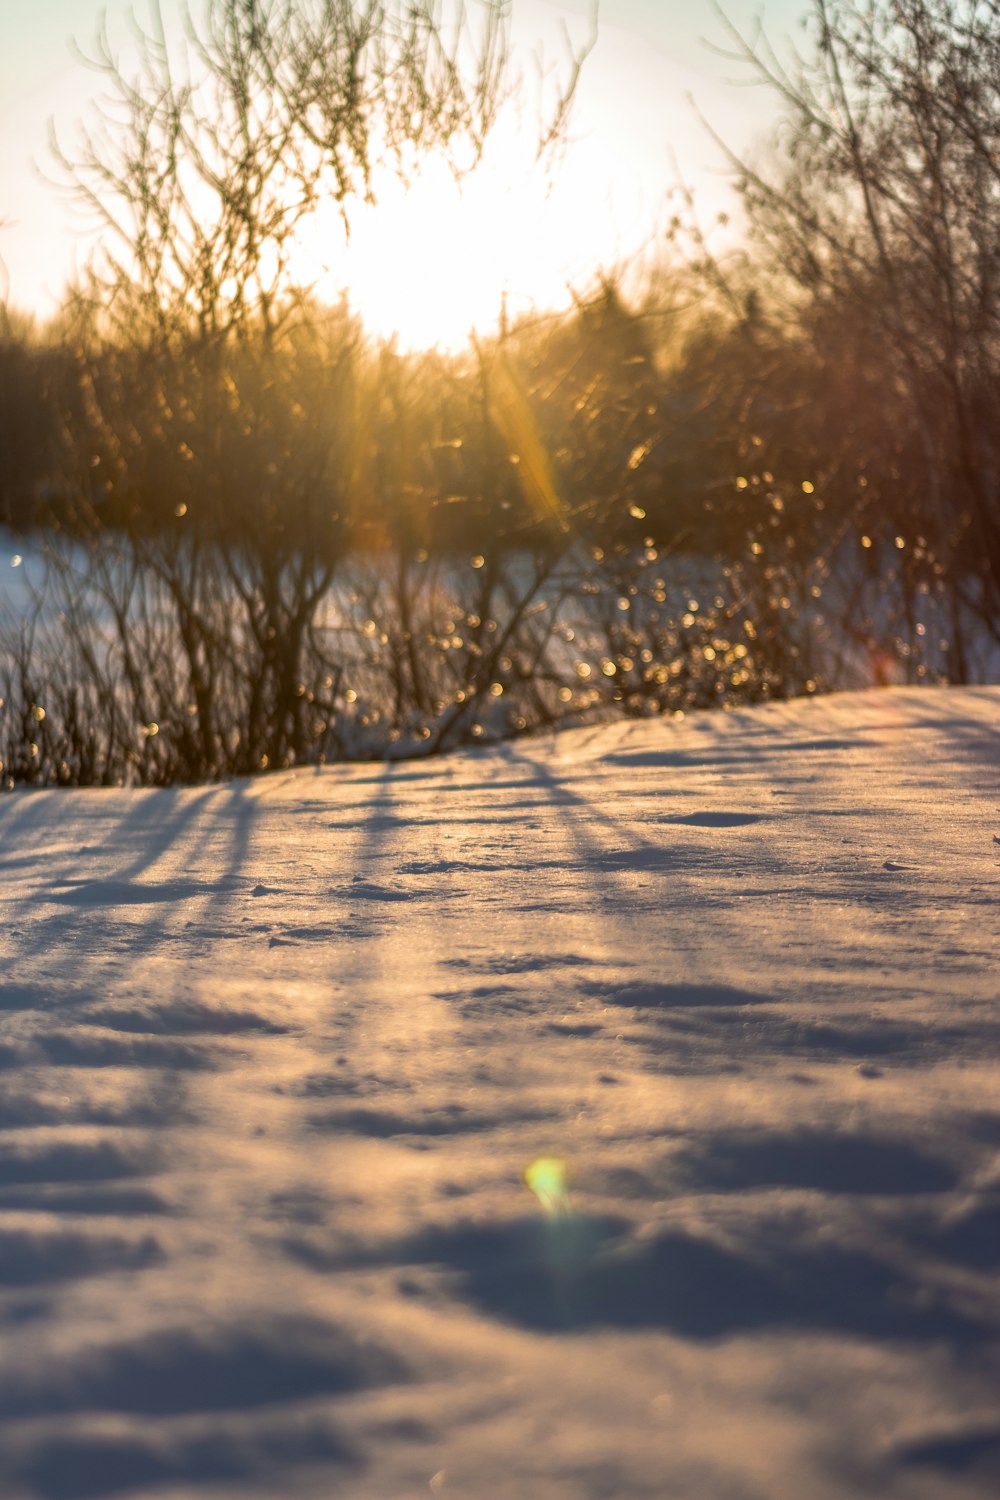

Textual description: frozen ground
[0,685,998,1500]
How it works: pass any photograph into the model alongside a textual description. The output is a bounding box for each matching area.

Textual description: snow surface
[0,685,998,1500]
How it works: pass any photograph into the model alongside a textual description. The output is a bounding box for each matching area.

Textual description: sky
[0,0,812,346]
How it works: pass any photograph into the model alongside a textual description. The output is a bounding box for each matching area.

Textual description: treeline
[1,0,997,786]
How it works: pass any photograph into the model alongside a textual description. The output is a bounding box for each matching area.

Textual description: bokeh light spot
[524,1156,570,1216]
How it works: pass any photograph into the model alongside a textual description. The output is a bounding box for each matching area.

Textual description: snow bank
[0,686,998,1499]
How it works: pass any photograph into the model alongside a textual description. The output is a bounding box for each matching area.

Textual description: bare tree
[0,0,598,784]
[51,0,592,343]
[705,0,1000,664]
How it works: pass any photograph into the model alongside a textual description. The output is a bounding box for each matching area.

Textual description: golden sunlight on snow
[0,688,997,1498]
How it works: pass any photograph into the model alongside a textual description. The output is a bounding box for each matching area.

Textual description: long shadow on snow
[0,1077,192,1131]
[4,789,217,969]
[300,1214,984,1345]
[0,1318,406,1421]
[673,1129,959,1196]
[0,1185,171,1216]
[0,1140,169,1218]
[80,996,288,1036]
[602,735,877,770]
[6,1423,358,1500]
[494,748,693,911]
[498,745,810,921]
[910,1198,1000,1271]
[894,1425,1000,1483]
[320,762,410,926]
[615,1003,988,1072]
[0,1140,155,1185]
[308,1103,557,1138]
[582,980,773,1008]
[36,1032,211,1071]
[6,783,258,1005]
[0,1228,162,1288]
[499,746,661,856]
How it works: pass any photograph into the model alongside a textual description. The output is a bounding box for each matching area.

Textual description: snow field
[0,686,998,1499]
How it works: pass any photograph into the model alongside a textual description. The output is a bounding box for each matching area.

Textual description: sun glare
[289,116,644,352]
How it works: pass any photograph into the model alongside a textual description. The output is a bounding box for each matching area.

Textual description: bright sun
[288,115,645,352]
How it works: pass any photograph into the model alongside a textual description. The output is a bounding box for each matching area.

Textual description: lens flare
[524,1156,570,1216]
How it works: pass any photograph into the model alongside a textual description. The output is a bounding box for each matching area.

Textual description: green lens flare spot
[524,1156,570,1215]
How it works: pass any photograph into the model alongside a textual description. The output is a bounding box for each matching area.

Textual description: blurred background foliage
[1,0,998,785]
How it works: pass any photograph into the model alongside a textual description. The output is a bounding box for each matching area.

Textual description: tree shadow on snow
[3,783,260,1002]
